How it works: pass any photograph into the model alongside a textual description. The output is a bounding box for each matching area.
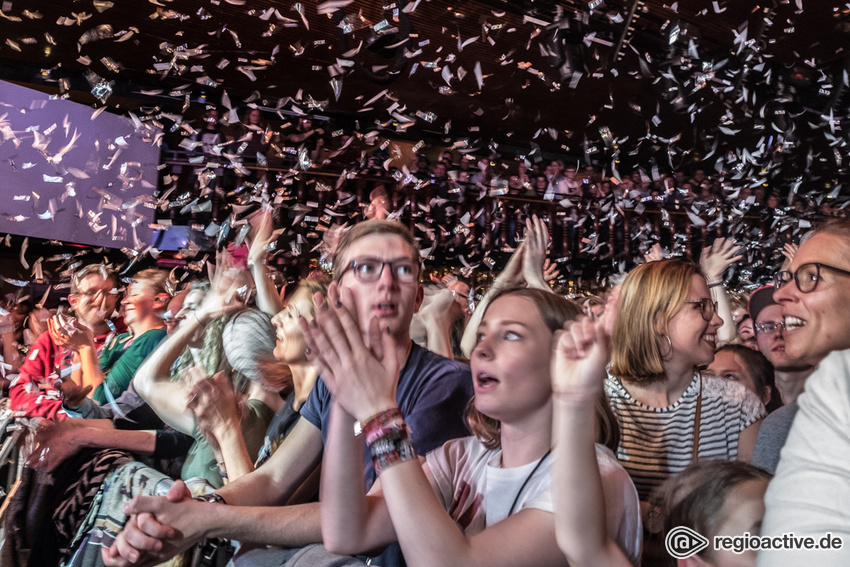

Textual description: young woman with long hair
[305,285,641,566]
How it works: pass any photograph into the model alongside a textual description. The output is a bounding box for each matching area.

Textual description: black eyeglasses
[337,257,420,283]
[774,262,850,294]
[684,298,719,322]
[754,321,785,334]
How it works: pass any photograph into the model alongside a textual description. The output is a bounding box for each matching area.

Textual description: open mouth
[702,333,716,344]
[374,303,398,317]
[784,316,806,330]
[475,371,499,390]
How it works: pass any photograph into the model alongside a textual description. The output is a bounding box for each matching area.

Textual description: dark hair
[465,287,619,452]
[654,461,772,564]
[715,344,783,413]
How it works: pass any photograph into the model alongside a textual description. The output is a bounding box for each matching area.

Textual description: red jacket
[9,321,125,421]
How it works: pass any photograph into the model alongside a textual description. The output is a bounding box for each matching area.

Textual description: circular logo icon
[665,526,710,559]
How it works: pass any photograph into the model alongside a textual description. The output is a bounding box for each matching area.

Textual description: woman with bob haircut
[307,286,641,567]
[605,258,765,507]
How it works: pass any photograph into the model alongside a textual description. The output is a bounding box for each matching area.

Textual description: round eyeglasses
[774,262,850,294]
[684,298,719,322]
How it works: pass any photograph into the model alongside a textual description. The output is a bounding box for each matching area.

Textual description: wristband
[194,492,227,505]
[367,422,417,476]
[354,407,402,438]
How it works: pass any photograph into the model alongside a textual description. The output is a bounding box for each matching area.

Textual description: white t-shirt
[425,436,642,564]
[759,348,850,566]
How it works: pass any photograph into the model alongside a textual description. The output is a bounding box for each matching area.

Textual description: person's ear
[763,385,773,407]
[413,284,425,313]
[68,294,79,309]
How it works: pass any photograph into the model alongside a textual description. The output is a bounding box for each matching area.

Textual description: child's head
[655,461,771,567]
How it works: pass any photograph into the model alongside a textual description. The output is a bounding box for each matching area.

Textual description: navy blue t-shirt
[300,342,473,489]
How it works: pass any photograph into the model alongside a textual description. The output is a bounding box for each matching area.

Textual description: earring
[660,334,673,359]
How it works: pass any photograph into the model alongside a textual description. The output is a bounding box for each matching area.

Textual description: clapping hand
[48,313,95,351]
[522,215,552,289]
[300,282,399,422]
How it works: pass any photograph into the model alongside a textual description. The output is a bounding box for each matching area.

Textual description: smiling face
[174,288,207,346]
[336,233,423,341]
[773,232,850,365]
[69,273,120,329]
[471,295,553,424]
[121,281,163,330]
[666,275,723,369]
[272,288,313,364]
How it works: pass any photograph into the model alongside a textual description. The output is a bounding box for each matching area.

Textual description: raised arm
[461,241,526,357]
[135,274,242,434]
[551,317,632,567]
[307,285,567,567]
[132,314,206,434]
[461,216,554,357]
[189,371,255,482]
[247,208,285,317]
[699,237,742,345]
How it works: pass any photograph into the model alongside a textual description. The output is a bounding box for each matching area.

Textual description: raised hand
[522,215,552,289]
[699,237,743,282]
[552,316,610,401]
[643,242,664,263]
[246,207,279,268]
[194,258,246,325]
[781,242,798,266]
[542,258,559,284]
[300,282,399,422]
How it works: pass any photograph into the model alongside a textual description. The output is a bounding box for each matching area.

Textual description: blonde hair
[610,259,703,384]
[130,269,170,298]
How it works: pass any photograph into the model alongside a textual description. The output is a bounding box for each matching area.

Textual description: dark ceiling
[2,0,849,186]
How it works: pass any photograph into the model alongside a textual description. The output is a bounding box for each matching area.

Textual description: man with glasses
[9,264,124,420]
[758,220,850,565]
[103,220,473,567]
[749,286,814,405]
[747,286,815,473]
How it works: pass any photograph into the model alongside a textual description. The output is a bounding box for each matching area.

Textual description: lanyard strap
[692,373,703,463]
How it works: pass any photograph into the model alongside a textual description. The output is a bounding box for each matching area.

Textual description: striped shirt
[605,372,765,501]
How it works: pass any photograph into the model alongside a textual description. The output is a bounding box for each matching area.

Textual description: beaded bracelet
[367,423,417,476]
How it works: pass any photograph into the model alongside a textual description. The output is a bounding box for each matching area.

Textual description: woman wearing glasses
[604,259,766,516]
